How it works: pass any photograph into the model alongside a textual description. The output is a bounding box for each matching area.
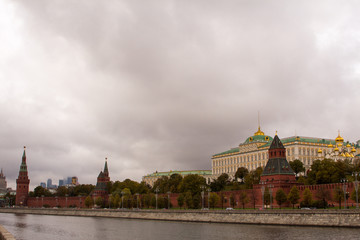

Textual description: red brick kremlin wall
[26,182,357,209]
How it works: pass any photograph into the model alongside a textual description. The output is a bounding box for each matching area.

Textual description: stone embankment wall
[1,208,360,228]
[0,225,15,240]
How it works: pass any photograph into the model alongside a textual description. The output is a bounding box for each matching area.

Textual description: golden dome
[351,154,354,158]
[328,143,333,148]
[346,144,351,148]
[338,143,343,147]
[351,147,356,152]
[341,153,346,157]
[345,152,351,158]
[254,127,265,136]
[335,131,344,143]
[318,148,323,153]
[334,147,339,152]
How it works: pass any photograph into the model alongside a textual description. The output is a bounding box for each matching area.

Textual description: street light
[260,181,265,209]
[207,188,210,209]
[65,194,68,208]
[155,187,159,210]
[201,185,206,209]
[135,193,139,209]
[121,191,125,209]
[353,172,359,209]
[341,178,348,209]
[269,184,273,209]
[167,191,171,209]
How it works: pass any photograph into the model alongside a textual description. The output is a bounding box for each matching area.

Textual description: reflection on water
[0,212,359,240]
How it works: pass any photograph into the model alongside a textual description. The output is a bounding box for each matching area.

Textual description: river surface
[1,212,360,240]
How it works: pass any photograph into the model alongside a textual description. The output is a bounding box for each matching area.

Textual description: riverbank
[0,224,15,240]
[1,208,360,228]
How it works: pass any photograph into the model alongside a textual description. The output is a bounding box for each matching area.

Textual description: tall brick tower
[16,146,30,206]
[260,134,296,184]
[92,158,110,200]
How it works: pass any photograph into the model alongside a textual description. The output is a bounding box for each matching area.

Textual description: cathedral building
[211,126,360,179]
[16,147,30,206]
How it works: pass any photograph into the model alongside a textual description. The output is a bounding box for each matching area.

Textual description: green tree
[209,192,220,209]
[169,174,183,193]
[238,191,249,209]
[275,189,287,209]
[350,188,359,204]
[244,167,263,189]
[177,193,185,209]
[235,167,249,182]
[289,159,305,177]
[210,173,229,192]
[33,186,52,197]
[184,191,193,209]
[315,187,331,209]
[333,187,344,209]
[302,188,313,207]
[84,196,93,208]
[288,186,300,209]
[95,197,103,207]
[178,174,206,196]
[56,186,68,196]
[113,194,121,208]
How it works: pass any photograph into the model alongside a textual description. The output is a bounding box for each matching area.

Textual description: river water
[0,213,359,240]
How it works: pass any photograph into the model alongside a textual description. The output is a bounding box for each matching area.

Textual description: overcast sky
[1,1,360,189]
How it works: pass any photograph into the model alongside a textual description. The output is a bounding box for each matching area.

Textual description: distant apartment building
[40,182,46,188]
[0,169,7,195]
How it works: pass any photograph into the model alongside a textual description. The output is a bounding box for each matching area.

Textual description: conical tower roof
[269,134,285,149]
[262,134,295,176]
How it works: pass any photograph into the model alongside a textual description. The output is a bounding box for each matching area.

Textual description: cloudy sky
[1,0,360,189]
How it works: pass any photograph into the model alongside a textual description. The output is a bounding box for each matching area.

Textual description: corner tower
[16,146,30,206]
[92,158,110,200]
[260,134,296,183]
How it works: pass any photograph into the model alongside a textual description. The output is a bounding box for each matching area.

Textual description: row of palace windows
[213,152,269,167]
[213,162,265,174]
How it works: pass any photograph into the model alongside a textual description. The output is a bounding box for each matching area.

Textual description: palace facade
[211,126,360,179]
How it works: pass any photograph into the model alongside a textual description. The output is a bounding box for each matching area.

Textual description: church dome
[346,144,351,148]
[328,143,333,148]
[345,152,351,158]
[334,147,339,152]
[351,147,356,152]
[244,126,273,144]
[318,148,323,153]
[335,132,344,143]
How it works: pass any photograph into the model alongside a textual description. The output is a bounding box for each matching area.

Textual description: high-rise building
[16,146,30,206]
[40,182,46,188]
[59,179,64,187]
[47,179,52,188]
[0,168,7,193]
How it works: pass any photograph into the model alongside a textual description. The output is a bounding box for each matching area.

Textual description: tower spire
[103,157,109,177]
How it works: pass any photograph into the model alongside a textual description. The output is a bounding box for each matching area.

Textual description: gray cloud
[1,0,360,189]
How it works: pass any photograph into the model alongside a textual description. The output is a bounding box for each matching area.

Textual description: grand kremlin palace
[211,126,360,178]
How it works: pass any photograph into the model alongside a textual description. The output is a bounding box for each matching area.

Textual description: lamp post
[201,185,206,209]
[41,195,44,208]
[108,194,111,209]
[155,187,159,210]
[260,181,265,209]
[121,191,125,209]
[135,193,139,209]
[79,196,82,209]
[167,191,171,209]
[269,184,273,209]
[341,178,347,209]
[65,194,68,208]
[207,188,210,209]
[353,172,359,209]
